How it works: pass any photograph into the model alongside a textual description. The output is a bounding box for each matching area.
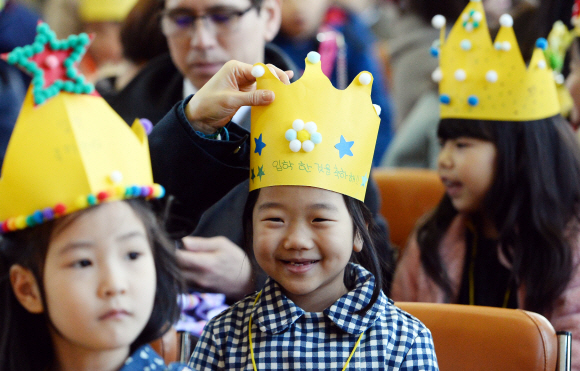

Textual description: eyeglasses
[160,4,257,37]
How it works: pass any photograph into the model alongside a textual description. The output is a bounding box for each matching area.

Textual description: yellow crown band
[249,53,380,201]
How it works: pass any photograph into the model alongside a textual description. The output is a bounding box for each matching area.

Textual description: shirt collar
[252,263,387,335]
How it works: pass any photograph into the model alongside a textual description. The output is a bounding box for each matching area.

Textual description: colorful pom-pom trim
[0,183,165,234]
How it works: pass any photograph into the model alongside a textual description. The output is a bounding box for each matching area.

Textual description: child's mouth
[282,260,320,273]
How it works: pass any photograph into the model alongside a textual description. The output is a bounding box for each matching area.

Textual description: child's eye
[72,259,92,268]
[313,218,329,223]
[127,251,141,260]
[264,217,283,223]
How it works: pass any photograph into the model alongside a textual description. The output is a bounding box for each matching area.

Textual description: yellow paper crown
[0,24,163,233]
[249,52,380,201]
[79,0,138,22]
[433,0,560,121]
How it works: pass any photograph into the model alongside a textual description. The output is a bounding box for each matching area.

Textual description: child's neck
[49,335,130,371]
[470,213,499,240]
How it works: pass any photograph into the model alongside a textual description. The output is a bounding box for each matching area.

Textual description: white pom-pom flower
[286,119,322,152]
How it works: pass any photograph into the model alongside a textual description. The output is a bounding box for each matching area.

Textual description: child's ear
[353,232,363,253]
[9,265,44,314]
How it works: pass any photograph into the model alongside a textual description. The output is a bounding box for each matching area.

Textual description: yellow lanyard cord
[248,290,365,371]
[467,223,511,308]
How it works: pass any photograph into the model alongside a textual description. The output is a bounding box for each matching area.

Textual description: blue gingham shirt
[121,344,191,371]
[189,264,438,370]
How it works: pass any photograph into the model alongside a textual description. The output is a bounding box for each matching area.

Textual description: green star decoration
[3,22,94,105]
[257,165,265,181]
[251,168,256,182]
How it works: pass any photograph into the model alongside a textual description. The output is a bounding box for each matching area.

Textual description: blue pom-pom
[33,211,44,224]
[536,38,548,51]
[131,185,140,197]
[311,132,322,144]
[468,95,479,106]
[430,47,439,58]
[440,94,451,104]
[158,185,166,198]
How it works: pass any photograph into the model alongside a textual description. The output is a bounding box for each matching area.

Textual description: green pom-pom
[78,33,90,45]
[63,58,73,68]
[70,51,80,60]
[87,194,97,205]
[63,81,74,92]
[83,84,95,94]
[32,76,44,86]
[34,92,46,105]
[26,216,36,227]
[32,42,44,54]
[37,23,49,34]
[53,80,64,89]
[22,47,33,58]
[473,21,479,28]
[68,35,78,46]
[66,68,76,79]
[36,34,48,45]
[60,40,70,49]
[6,53,17,65]
[72,85,83,94]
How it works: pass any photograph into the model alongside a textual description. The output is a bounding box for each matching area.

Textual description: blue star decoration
[361,173,368,187]
[1,22,94,105]
[335,135,354,159]
[251,168,256,182]
[254,133,266,156]
[257,165,265,181]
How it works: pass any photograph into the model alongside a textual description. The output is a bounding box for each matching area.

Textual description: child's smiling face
[252,186,362,312]
[42,201,157,357]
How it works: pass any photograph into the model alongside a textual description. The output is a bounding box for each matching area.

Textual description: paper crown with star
[431,0,560,121]
[249,52,380,201]
[0,23,163,233]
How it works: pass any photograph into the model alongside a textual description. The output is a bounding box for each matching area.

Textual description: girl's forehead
[255,186,346,209]
[47,202,147,252]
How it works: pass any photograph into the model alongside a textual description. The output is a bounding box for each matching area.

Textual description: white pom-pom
[472,11,483,22]
[465,23,474,32]
[432,15,446,29]
[302,140,315,152]
[463,13,470,21]
[109,170,123,184]
[502,41,511,51]
[359,72,372,85]
[486,70,498,83]
[373,104,382,116]
[304,121,317,134]
[499,14,514,28]
[432,67,443,82]
[460,39,472,51]
[307,51,321,64]
[251,65,265,78]
[555,73,565,85]
[454,69,467,81]
[285,129,297,141]
[289,139,302,152]
[292,119,305,131]
[538,60,546,69]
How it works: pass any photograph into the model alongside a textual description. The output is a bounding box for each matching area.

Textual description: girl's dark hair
[418,116,580,314]
[0,199,183,371]
[242,188,386,314]
[121,0,168,65]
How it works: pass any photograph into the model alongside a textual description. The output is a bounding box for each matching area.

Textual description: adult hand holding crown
[185,61,294,135]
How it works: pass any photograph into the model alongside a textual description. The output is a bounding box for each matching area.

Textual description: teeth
[288,261,317,266]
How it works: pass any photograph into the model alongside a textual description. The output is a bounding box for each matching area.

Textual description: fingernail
[262,90,274,101]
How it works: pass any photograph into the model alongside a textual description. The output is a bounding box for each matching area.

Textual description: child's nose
[98,264,128,297]
[438,143,453,169]
[282,223,315,250]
